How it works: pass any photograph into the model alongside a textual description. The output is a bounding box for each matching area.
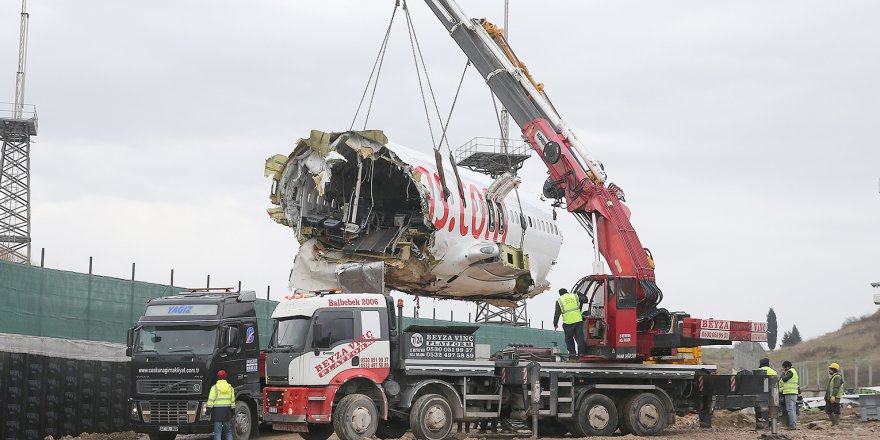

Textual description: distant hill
[699,309,880,390]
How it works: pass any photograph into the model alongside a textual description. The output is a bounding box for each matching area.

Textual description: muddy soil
[54,407,880,440]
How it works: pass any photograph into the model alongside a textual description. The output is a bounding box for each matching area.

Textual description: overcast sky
[2,0,878,341]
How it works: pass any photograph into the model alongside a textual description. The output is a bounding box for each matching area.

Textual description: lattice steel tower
[0,0,37,264]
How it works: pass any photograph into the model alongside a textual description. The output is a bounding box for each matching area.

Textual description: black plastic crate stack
[0,349,131,440]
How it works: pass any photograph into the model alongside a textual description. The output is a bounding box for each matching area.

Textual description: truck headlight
[200,402,210,421]
[130,401,139,421]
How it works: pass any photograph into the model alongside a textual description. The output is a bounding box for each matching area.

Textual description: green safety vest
[759,366,777,376]
[827,373,844,399]
[557,293,582,325]
[207,379,235,408]
[781,368,799,395]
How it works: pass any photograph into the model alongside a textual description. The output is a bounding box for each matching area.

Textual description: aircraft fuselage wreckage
[266,130,562,305]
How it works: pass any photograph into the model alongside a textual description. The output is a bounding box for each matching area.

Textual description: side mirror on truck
[125,327,135,356]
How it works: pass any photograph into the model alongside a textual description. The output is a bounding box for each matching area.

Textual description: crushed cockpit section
[266,130,437,293]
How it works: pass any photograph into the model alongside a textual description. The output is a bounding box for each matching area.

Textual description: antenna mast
[0,0,38,263]
[14,0,29,118]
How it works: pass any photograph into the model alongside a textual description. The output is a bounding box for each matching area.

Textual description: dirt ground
[47,407,880,440]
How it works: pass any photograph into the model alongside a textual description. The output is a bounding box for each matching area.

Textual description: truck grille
[138,379,202,395]
[146,400,192,424]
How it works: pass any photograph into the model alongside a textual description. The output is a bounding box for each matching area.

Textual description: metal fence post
[130,262,137,327]
[267,285,270,300]
[86,256,94,339]
[39,247,44,267]
[170,269,174,287]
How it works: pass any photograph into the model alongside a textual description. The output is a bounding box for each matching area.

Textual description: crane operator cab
[572,275,640,360]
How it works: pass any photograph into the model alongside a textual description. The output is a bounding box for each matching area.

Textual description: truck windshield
[271,317,311,352]
[134,326,217,356]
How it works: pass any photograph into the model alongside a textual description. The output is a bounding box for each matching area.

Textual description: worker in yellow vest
[779,360,799,430]
[207,370,236,440]
[553,288,586,357]
[825,362,845,426]
[755,358,778,429]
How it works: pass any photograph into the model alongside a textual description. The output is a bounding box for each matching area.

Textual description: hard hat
[828,362,840,371]
[558,288,568,295]
[782,360,792,368]
[217,370,227,379]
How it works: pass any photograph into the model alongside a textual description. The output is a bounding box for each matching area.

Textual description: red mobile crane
[259,4,779,438]
[422,0,766,361]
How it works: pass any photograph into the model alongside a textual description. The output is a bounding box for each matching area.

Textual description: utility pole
[0,0,37,264]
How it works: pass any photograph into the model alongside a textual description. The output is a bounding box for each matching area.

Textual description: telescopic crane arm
[421,0,766,359]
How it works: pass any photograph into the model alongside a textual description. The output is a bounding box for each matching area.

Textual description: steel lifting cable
[489,88,529,246]
[437,60,470,157]
[402,0,438,150]
[350,0,400,131]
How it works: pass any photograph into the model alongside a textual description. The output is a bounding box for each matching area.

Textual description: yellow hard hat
[828,362,840,370]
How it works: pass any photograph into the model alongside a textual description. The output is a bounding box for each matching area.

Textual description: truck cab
[127,289,262,440]
[263,292,394,433]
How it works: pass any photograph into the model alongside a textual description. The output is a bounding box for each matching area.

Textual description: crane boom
[422,0,666,358]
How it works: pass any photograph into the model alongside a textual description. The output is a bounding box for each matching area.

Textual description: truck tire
[301,423,334,440]
[376,418,410,439]
[333,393,379,440]
[622,392,668,436]
[409,393,453,440]
[575,393,618,436]
[232,401,253,440]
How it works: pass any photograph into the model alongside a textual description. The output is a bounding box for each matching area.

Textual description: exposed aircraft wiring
[350,1,400,131]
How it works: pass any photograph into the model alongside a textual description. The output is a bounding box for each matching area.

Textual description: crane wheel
[621,392,668,436]
[574,393,618,436]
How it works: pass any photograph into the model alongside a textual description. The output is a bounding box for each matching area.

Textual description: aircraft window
[486,198,496,232]
[528,217,533,228]
[497,202,506,235]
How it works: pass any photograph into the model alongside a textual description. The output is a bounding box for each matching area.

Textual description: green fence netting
[0,260,279,348]
[1,260,564,351]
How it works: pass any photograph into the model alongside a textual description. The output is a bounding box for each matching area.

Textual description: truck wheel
[376,418,410,439]
[575,393,617,436]
[622,392,668,436]
[409,394,453,440]
[333,393,379,440]
[231,401,253,440]
[301,423,334,440]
